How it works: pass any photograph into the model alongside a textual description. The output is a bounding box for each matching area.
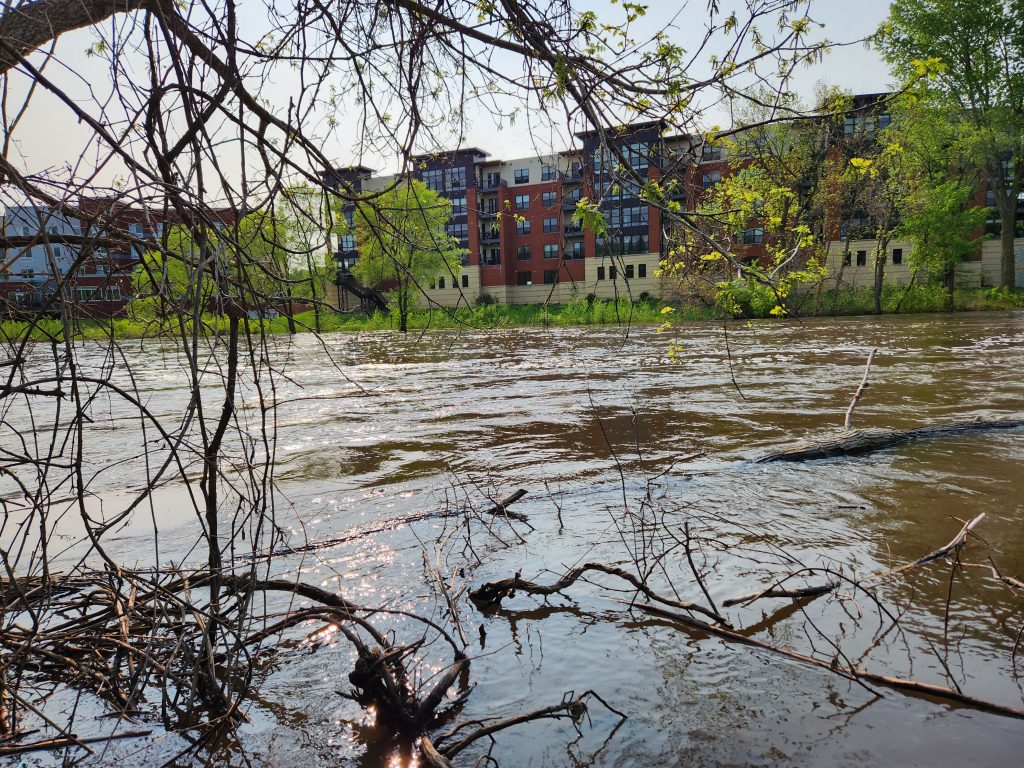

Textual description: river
[4,311,1024,767]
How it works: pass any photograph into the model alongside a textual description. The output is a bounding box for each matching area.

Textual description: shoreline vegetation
[3,285,1024,341]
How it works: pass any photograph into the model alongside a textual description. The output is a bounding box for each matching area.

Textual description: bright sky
[3,0,895,190]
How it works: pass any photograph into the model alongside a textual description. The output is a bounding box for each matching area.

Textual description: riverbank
[2,286,1023,340]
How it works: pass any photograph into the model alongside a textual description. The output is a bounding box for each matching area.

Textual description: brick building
[323,122,761,308]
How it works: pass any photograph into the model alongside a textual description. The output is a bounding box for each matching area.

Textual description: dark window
[483,248,501,265]
[856,250,867,266]
[701,145,722,162]
[448,167,467,189]
[544,244,558,259]
[638,263,647,278]
[892,248,903,265]
[515,194,530,210]
[423,168,444,190]
[742,227,764,245]
[544,269,558,284]
[625,264,634,279]
[514,168,529,184]
[517,245,531,260]
[438,276,446,289]
[597,266,605,280]
[568,242,585,259]
[447,223,469,238]
[843,252,851,266]
[702,171,721,188]
[516,219,531,235]
[449,196,467,214]
[485,197,499,213]
[623,234,648,254]
[486,172,501,188]
[543,217,559,233]
[542,191,556,207]
[609,265,617,280]
[516,270,532,286]
[541,165,556,181]
[461,274,469,288]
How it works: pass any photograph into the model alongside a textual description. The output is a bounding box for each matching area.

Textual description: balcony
[562,196,583,211]
[480,230,501,244]
[478,207,498,219]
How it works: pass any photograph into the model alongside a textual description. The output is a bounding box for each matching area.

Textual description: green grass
[2,288,1022,342]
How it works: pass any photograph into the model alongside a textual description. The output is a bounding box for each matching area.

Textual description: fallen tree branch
[631,601,1024,720]
[756,417,1024,463]
[723,514,985,608]
[0,729,153,756]
[470,561,729,625]
[844,348,877,430]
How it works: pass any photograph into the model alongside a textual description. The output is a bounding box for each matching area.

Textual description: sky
[3,0,896,191]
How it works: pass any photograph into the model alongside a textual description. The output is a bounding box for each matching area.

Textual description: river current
[5,311,1024,767]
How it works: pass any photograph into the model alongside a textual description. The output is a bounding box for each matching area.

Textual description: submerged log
[756,417,1024,463]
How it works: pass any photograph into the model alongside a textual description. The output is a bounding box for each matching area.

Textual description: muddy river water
[6,311,1024,766]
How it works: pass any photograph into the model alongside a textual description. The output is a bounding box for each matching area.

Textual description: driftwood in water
[469,561,729,624]
[756,417,1024,463]
[722,513,985,607]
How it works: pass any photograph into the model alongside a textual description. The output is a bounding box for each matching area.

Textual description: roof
[410,147,490,161]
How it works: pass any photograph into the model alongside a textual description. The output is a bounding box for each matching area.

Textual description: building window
[438,276,446,289]
[856,250,867,266]
[638,263,647,278]
[541,165,557,181]
[448,167,466,189]
[543,269,558,284]
[340,234,356,251]
[423,168,444,191]
[544,243,558,259]
[486,172,501,188]
[892,248,903,265]
[702,171,721,188]
[514,168,530,184]
[447,223,469,239]
[483,248,500,265]
[19,268,35,279]
[609,265,617,280]
[516,270,532,286]
[843,252,851,266]
[515,194,530,210]
[608,206,649,228]
[568,241,585,260]
[701,145,722,162]
[542,191,556,207]
[622,234,648,254]
[449,196,467,214]
[343,209,355,227]
[742,227,764,245]
[517,245,531,261]
[461,274,469,288]
[543,217,559,233]
[516,219,531,235]
[625,264,634,279]
[597,266,605,280]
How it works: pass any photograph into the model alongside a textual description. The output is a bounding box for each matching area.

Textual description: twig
[844,348,877,430]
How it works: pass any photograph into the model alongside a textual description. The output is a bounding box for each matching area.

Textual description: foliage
[878,0,1024,288]
[346,180,466,333]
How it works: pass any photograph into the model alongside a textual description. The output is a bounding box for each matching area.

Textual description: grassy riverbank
[2,287,1023,341]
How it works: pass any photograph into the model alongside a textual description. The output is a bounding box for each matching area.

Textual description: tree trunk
[872,243,886,315]
[944,264,955,311]
[998,198,1016,289]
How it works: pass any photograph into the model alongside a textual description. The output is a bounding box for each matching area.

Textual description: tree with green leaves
[349,180,465,333]
[881,91,988,303]
[879,0,1024,288]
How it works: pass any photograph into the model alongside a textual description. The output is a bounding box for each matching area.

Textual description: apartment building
[323,121,753,308]
[1,198,237,318]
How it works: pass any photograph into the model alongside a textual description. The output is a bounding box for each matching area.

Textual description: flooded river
[5,311,1024,766]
